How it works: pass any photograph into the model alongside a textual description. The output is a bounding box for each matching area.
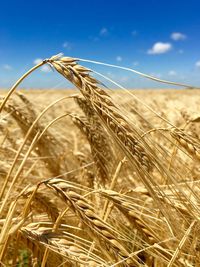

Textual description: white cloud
[99,27,108,36]
[171,32,187,41]
[195,60,200,68]
[168,70,177,76]
[33,58,43,65]
[116,56,122,62]
[62,41,71,49]
[3,64,12,70]
[41,65,51,72]
[132,61,139,66]
[33,58,51,72]
[147,42,172,55]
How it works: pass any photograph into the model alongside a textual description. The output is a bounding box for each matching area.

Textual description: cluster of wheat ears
[0,54,200,266]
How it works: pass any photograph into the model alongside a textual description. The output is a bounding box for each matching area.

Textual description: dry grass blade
[167,220,196,267]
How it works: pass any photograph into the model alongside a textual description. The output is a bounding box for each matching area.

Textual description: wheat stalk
[42,178,142,266]
[20,221,108,266]
[48,56,152,173]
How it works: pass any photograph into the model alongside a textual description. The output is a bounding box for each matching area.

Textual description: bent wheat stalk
[48,55,152,172]
[47,55,184,225]
[42,178,141,266]
[0,60,47,112]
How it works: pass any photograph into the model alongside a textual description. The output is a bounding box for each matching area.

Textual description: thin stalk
[167,220,196,267]
[101,157,126,221]
[0,95,76,201]
[0,61,47,113]
[0,113,69,216]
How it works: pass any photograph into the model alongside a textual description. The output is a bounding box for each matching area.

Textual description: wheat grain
[170,128,200,161]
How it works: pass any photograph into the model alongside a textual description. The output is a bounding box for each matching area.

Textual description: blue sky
[0,0,200,88]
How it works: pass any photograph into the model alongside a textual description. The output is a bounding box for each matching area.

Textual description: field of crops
[1,56,200,266]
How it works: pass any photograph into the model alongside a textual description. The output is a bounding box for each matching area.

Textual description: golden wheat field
[1,56,200,267]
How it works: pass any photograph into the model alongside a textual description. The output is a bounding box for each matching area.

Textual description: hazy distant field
[9,88,200,124]
[3,88,199,111]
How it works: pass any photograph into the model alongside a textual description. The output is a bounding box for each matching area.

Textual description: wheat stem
[0,61,46,113]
